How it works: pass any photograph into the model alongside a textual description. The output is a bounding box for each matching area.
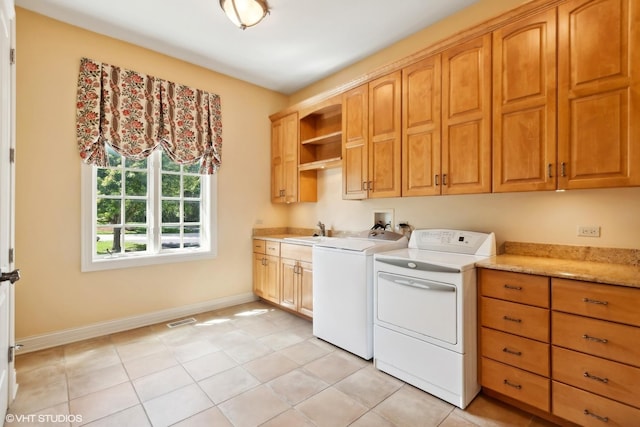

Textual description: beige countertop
[476,241,640,289]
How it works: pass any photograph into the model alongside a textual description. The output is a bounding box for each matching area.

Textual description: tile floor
[7,301,559,427]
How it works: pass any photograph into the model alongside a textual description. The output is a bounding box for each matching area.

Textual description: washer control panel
[408,229,496,256]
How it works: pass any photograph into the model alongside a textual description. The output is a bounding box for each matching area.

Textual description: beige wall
[15,8,289,338]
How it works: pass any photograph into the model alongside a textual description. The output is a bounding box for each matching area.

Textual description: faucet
[317,221,326,237]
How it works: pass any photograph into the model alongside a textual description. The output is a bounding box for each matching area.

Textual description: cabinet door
[270,119,285,202]
[369,71,402,198]
[558,0,640,190]
[342,85,369,199]
[298,261,313,317]
[282,112,299,203]
[402,55,442,197]
[271,113,298,203]
[263,254,280,304]
[493,8,557,192]
[442,34,492,195]
[253,253,266,298]
[280,258,297,311]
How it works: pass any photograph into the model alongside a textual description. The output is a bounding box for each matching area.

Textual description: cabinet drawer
[252,239,266,254]
[552,278,640,327]
[265,241,280,256]
[553,381,640,427]
[480,269,549,308]
[481,358,550,412]
[552,312,640,368]
[552,346,640,409]
[481,297,549,342]
[281,243,312,262]
[481,327,549,376]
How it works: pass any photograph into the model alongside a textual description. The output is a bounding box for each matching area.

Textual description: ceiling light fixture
[220,0,269,30]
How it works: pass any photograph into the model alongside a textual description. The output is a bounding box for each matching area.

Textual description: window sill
[81,248,216,272]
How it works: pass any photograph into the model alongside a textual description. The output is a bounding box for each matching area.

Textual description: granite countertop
[476,242,640,289]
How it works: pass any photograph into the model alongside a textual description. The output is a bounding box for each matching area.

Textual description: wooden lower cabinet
[253,239,313,318]
[280,243,313,317]
[480,268,640,425]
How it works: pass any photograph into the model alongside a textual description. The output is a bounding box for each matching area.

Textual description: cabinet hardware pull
[502,347,522,356]
[583,410,608,423]
[435,174,439,186]
[503,379,522,390]
[368,181,373,191]
[503,315,522,323]
[583,372,609,383]
[583,297,608,305]
[548,163,553,178]
[442,174,447,186]
[582,334,608,344]
[262,257,267,266]
[504,284,522,290]
[362,181,367,191]
[560,162,566,177]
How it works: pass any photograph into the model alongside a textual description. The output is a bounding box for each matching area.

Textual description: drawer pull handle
[582,334,608,344]
[504,284,522,291]
[503,379,522,390]
[503,316,522,323]
[584,372,609,384]
[583,297,608,305]
[502,347,522,356]
[584,410,608,423]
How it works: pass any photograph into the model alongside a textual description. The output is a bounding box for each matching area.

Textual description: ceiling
[15,0,479,94]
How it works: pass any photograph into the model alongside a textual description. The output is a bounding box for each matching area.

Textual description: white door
[0,0,16,421]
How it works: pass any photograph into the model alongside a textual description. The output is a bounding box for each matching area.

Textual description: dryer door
[376,272,457,345]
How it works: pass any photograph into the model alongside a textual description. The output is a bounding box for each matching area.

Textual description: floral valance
[76,57,222,174]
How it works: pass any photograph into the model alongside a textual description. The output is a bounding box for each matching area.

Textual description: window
[81,145,217,272]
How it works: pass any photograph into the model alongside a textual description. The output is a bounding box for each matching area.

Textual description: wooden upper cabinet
[558,0,640,190]
[271,112,299,203]
[342,84,369,199]
[369,71,402,198]
[402,55,442,197]
[493,8,558,192]
[442,34,492,195]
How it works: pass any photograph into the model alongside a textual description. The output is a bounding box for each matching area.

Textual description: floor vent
[166,317,197,328]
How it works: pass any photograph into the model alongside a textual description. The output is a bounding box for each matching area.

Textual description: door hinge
[10,148,15,163]
[8,248,14,263]
[9,48,15,65]
[8,344,23,363]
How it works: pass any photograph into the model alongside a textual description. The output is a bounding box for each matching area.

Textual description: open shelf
[299,101,342,167]
[299,156,342,171]
[301,131,342,146]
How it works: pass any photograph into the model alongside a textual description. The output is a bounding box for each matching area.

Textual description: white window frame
[81,150,217,272]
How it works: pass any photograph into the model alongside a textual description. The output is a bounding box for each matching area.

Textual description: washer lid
[315,235,408,253]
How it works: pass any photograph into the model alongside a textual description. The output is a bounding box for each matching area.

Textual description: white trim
[80,161,218,272]
[16,293,257,354]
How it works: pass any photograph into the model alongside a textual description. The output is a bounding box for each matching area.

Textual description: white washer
[373,229,496,409]
[312,231,408,359]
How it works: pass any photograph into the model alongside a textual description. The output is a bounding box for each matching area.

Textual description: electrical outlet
[577,225,600,237]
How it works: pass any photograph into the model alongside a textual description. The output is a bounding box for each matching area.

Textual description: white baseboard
[17,292,258,354]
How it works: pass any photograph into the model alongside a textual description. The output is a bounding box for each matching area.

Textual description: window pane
[125,157,147,169]
[106,145,122,166]
[184,201,200,222]
[97,199,121,225]
[183,176,200,198]
[125,200,147,224]
[125,172,147,196]
[161,152,180,172]
[97,169,122,196]
[162,200,180,223]
[161,226,180,249]
[185,226,201,248]
[124,227,147,253]
[162,174,180,197]
[96,226,123,255]
[183,162,200,174]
